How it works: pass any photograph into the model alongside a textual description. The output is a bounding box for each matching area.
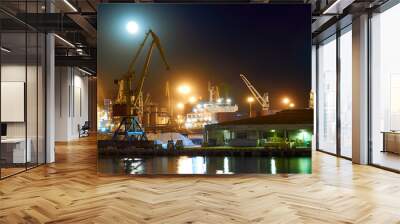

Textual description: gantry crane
[113,29,170,140]
[239,73,270,113]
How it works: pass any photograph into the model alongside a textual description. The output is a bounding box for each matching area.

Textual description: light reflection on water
[98,156,311,175]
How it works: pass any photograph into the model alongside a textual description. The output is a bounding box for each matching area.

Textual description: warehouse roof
[209,109,313,126]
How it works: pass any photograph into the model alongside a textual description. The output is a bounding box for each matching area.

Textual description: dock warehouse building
[204,109,313,148]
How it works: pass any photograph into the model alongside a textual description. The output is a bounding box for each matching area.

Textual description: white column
[352,14,369,164]
[46,33,55,163]
[45,1,56,163]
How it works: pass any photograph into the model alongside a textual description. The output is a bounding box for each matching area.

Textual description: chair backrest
[82,121,90,129]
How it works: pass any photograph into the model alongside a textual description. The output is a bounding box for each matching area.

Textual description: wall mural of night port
[97,4,312,175]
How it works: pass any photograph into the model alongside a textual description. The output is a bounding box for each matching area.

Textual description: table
[382,131,400,154]
[1,138,31,163]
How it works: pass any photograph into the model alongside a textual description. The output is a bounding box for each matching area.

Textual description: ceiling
[0,0,391,74]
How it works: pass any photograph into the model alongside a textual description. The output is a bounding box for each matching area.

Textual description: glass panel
[38,32,45,165]
[1,31,27,177]
[317,36,337,154]
[371,4,400,171]
[27,31,38,169]
[26,0,39,168]
[0,0,45,14]
[339,29,352,158]
[0,1,46,178]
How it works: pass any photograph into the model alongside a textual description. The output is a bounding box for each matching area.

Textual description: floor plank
[1,137,400,223]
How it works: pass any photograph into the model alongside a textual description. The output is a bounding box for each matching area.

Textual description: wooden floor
[372,151,400,171]
[1,137,400,223]
[1,167,26,178]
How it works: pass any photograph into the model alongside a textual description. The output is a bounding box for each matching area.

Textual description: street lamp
[282,97,295,109]
[176,102,184,110]
[177,84,191,95]
[188,96,197,104]
[247,96,254,117]
[282,97,290,105]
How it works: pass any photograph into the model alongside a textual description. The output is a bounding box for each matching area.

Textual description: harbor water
[98,155,311,175]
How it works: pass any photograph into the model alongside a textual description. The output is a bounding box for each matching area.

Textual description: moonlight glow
[126,21,139,34]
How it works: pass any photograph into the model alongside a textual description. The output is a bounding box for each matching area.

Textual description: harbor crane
[113,29,170,140]
[208,81,220,103]
[239,74,270,113]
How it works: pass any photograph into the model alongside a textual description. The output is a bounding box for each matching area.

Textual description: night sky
[98,4,311,112]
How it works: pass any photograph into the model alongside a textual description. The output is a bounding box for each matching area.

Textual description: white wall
[55,67,89,141]
[1,65,39,138]
[1,65,26,140]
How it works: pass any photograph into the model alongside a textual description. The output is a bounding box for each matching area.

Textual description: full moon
[126,21,139,34]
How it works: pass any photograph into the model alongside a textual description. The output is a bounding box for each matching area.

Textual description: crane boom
[240,74,270,111]
[132,30,170,108]
[127,31,151,76]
